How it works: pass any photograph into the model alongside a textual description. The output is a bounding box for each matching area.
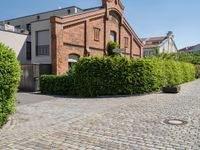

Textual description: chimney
[167,31,173,38]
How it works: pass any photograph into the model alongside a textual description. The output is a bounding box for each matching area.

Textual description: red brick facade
[51,0,143,75]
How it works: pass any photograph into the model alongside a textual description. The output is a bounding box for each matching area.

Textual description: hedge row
[40,75,73,95]
[40,57,196,97]
[195,64,200,78]
[0,43,21,127]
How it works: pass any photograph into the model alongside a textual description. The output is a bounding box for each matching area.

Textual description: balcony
[0,24,29,34]
[36,45,50,56]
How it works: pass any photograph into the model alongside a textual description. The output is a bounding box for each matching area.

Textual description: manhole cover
[164,119,187,125]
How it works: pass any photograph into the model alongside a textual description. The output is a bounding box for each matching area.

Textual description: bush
[195,64,200,78]
[0,43,21,127]
[40,56,196,97]
[40,75,73,95]
[107,41,119,56]
[72,57,196,97]
[156,53,194,63]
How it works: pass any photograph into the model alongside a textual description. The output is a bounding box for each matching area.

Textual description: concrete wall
[31,20,51,64]
[0,30,30,64]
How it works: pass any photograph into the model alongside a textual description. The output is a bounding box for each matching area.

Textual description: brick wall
[51,0,143,75]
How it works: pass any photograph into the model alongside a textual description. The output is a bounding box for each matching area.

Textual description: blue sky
[1,0,199,49]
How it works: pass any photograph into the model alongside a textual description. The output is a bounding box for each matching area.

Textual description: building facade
[0,0,143,75]
[179,44,200,53]
[141,31,177,57]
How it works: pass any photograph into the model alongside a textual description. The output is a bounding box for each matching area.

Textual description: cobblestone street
[0,80,200,150]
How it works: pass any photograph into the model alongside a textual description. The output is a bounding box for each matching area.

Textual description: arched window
[68,54,79,69]
[110,31,117,42]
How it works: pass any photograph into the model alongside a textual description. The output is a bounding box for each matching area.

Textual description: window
[146,41,152,45]
[152,41,161,45]
[67,9,71,14]
[94,28,100,41]
[149,51,155,56]
[110,31,117,42]
[37,15,40,20]
[124,37,129,48]
[15,25,21,29]
[144,51,149,57]
[26,24,31,34]
[26,42,31,60]
[36,30,49,56]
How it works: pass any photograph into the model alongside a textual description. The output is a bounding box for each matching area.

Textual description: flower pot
[162,86,180,93]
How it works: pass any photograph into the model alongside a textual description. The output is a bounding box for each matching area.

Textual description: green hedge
[0,43,21,127]
[195,64,200,78]
[72,57,196,97]
[156,52,200,64]
[40,56,196,97]
[40,74,73,95]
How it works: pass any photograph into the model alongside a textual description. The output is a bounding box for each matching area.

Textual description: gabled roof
[141,36,167,42]
[179,44,200,52]
[141,36,168,49]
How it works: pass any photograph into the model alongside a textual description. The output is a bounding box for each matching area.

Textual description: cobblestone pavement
[1,80,200,150]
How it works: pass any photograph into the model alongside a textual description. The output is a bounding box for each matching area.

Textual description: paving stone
[0,79,200,149]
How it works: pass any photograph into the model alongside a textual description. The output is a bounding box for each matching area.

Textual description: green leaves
[0,43,21,128]
[107,41,119,56]
[40,56,196,97]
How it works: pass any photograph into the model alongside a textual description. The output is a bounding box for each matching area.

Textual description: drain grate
[164,119,188,125]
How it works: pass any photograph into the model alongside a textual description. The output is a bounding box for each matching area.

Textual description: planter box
[162,86,180,93]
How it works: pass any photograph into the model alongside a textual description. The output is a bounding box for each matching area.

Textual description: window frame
[124,37,129,48]
[26,41,32,60]
[94,28,100,41]
[36,30,50,56]
[110,31,117,42]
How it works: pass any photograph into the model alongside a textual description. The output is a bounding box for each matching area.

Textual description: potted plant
[162,86,180,93]
[162,61,181,93]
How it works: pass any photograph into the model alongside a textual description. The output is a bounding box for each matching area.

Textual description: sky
[1,0,200,49]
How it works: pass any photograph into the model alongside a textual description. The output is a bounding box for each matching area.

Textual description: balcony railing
[36,45,50,56]
[0,24,28,34]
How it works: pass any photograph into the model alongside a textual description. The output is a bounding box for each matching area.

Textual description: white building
[141,31,178,57]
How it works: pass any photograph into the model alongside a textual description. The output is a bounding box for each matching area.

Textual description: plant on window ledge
[107,41,119,56]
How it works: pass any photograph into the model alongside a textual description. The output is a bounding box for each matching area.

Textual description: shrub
[0,43,21,127]
[156,53,194,63]
[107,41,119,56]
[195,64,200,78]
[72,57,196,97]
[40,75,73,95]
[40,56,196,97]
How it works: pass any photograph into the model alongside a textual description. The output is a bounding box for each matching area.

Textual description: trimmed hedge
[156,52,200,64]
[40,75,73,95]
[0,43,21,127]
[40,56,196,97]
[72,57,196,97]
[195,64,200,78]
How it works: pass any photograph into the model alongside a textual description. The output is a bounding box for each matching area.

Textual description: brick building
[0,0,143,75]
